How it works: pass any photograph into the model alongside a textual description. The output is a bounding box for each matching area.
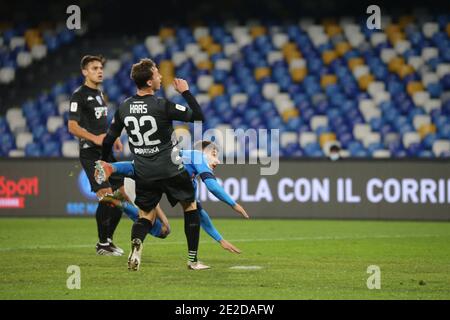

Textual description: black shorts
[134,170,195,212]
[79,147,124,193]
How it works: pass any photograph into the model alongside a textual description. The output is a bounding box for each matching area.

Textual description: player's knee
[180,201,197,212]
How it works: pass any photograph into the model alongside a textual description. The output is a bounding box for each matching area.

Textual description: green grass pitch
[0,217,449,299]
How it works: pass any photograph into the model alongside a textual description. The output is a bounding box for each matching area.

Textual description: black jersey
[68,85,109,149]
[107,92,194,180]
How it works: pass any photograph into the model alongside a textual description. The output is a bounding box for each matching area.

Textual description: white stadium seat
[432,140,450,157]
[353,124,371,141]
[47,116,64,133]
[262,83,280,100]
[273,33,289,49]
[281,132,298,147]
[422,47,438,61]
[9,149,25,157]
[299,132,317,148]
[16,132,33,149]
[310,115,328,131]
[0,67,15,84]
[231,93,248,107]
[423,22,439,38]
[363,132,381,148]
[403,132,421,148]
[412,91,430,107]
[267,51,283,65]
[31,44,47,60]
[373,150,391,158]
[408,56,424,71]
[62,140,79,158]
[17,52,32,68]
[197,75,214,92]
[413,115,431,130]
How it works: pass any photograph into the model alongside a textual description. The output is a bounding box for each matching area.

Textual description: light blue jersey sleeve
[200,208,223,242]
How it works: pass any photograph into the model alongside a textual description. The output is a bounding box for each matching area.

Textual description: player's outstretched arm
[203,178,250,219]
[199,207,241,254]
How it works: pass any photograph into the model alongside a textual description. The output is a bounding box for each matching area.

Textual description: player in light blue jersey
[95,141,249,256]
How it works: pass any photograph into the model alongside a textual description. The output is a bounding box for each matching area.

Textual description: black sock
[106,206,123,241]
[96,202,109,244]
[184,209,200,262]
[131,217,153,242]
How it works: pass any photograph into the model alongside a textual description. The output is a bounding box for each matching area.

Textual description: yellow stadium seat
[321,74,337,88]
[26,37,43,49]
[285,50,301,63]
[358,74,375,90]
[159,27,175,40]
[290,68,307,83]
[281,108,299,122]
[399,16,414,29]
[418,124,436,139]
[322,50,337,65]
[254,67,271,81]
[397,64,414,79]
[159,60,174,74]
[388,32,404,45]
[321,18,337,27]
[336,42,351,57]
[446,23,450,37]
[197,60,213,71]
[325,25,342,37]
[250,26,266,38]
[207,44,222,56]
[198,35,213,50]
[319,133,337,148]
[386,24,401,35]
[282,43,298,55]
[209,84,224,98]
[407,81,425,95]
[348,57,365,71]
[388,57,405,73]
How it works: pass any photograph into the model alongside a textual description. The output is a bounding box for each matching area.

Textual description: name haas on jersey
[130,103,148,114]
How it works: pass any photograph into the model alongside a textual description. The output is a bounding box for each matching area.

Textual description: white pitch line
[0,234,445,252]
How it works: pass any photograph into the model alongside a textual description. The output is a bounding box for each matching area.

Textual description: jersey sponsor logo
[96,95,103,105]
[94,106,108,119]
[134,146,160,155]
[175,104,186,111]
[70,102,78,112]
[130,103,148,114]
[87,96,94,101]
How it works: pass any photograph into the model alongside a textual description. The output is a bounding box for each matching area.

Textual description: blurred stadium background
[0,0,449,159]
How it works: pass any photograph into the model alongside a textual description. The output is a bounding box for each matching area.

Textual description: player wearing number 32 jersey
[101,58,206,271]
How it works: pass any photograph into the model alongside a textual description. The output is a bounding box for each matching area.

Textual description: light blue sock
[112,161,135,177]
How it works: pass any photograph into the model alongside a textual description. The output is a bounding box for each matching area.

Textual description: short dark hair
[194,140,217,152]
[329,145,341,153]
[130,58,156,89]
[80,55,105,70]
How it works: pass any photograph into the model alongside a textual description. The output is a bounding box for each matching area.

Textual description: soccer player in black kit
[68,55,125,256]
[101,58,207,271]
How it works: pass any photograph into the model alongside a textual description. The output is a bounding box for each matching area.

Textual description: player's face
[205,147,220,170]
[82,61,103,84]
[150,66,162,90]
